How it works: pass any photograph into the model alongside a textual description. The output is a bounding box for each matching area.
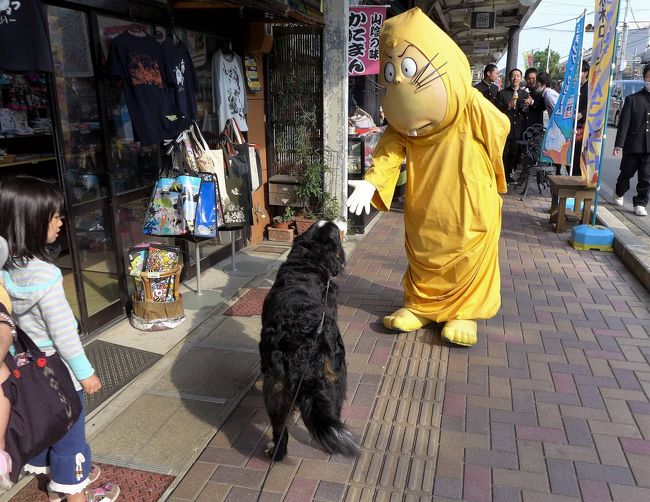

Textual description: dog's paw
[264,441,275,459]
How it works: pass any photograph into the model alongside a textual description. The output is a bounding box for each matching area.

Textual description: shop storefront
[0,0,320,336]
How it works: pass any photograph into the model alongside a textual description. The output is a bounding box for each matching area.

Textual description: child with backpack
[0,176,120,501]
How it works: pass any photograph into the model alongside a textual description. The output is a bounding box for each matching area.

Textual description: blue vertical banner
[541,12,585,166]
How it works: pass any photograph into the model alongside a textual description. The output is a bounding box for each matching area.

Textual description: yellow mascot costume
[347,8,510,347]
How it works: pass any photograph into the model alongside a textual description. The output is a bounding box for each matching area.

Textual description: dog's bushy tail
[298,395,361,457]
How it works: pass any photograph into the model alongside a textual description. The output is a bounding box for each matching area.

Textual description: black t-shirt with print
[0,0,53,72]
[106,32,182,145]
[162,38,198,126]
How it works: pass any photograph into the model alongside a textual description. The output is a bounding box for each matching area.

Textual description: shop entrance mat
[83,341,162,414]
[251,245,289,254]
[223,288,269,317]
[9,462,174,501]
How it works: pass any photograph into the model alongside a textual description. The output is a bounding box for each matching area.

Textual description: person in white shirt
[536,72,559,116]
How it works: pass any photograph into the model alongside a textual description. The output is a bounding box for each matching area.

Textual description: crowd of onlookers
[474,62,589,182]
[474,61,650,217]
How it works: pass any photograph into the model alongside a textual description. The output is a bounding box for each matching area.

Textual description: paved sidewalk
[166,191,650,502]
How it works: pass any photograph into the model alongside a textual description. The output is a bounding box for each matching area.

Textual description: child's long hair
[0,176,64,267]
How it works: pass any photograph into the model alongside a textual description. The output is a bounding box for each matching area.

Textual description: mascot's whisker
[412,51,440,82]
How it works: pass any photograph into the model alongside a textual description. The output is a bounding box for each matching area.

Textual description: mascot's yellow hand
[346,180,376,215]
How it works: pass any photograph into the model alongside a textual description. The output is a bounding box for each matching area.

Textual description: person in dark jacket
[523,67,545,129]
[496,68,530,183]
[612,64,650,216]
[571,60,590,176]
[474,64,499,104]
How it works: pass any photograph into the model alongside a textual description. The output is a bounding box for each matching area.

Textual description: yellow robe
[365,86,510,322]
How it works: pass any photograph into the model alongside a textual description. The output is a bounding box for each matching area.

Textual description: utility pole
[617,0,630,79]
[546,38,551,72]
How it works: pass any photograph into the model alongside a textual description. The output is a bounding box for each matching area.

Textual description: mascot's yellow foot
[383,308,430,332]
[441,320,478,347]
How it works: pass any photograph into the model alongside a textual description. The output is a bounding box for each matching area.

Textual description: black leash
[256,276,331,502]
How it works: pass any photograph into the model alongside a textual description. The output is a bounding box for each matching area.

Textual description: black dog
[259,220,360,461]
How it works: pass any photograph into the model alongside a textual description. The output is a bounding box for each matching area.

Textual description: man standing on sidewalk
[496,69,529,183]
[474,64,499,105]
[611,63,650,217]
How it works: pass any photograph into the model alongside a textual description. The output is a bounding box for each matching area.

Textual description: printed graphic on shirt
[129,53,164,87]
[0,0,21,24]
[223,62,244,121]
[174,59,186,90]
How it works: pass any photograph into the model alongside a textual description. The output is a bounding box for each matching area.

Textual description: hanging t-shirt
[0,0,53,72]
[212,49,248,133]
[106,31,181,145]
[162,38,198,126]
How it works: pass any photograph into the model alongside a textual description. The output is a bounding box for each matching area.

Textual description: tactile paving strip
[223,288,269,317]
[9,462,174,502]
[83,341,162,414]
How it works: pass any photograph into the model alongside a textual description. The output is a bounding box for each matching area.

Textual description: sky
[498,0,650,70]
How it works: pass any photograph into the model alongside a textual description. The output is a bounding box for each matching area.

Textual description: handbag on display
[222,119,263,192]
[2,325,83,482]
[218,120,254,227]
[142,176,188,236]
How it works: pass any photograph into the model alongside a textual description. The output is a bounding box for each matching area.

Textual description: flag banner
[541,13,585,166]
[581,0,621,186]
[522,51,533,69]
[348,6,388,76]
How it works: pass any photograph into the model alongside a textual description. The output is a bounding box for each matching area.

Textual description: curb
[596,206,650,292]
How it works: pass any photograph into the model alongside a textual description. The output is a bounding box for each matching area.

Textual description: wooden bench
[547,175,597,233]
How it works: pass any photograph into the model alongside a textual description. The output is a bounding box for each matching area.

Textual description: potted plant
[272,206,295,230]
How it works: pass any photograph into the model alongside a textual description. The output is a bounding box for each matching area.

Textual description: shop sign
[470,11,496,30]
[474,41,490,55]
[348,5,387,76]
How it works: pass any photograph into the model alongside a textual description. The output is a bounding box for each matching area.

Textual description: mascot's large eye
[384,62,395,82]
[401,58,417,78]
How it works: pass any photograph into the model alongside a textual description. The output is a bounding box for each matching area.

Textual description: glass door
[47,6,122,334]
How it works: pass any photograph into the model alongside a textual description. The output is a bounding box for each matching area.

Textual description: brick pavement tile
[491,410,538,426]
[465,448,518,469]
[546,458,580,497]
[435,444,464,480]
[224,487,282,502]
[577,385,606,409]
[463,463,491,502]
[492,468,549,492]
[262,461,299,493]
[493,484,523,502]
[517,439,547,474]
[172,462,218,500]
[516,425,567,444]
[536,402,563,429]
[314,481,347,502]
[543,443,599,464]
[561,416,593,447]
[491,422,517,453]
[194,482,231,502]
[297,459,353,483]
[197,447,249,467]
[629,400,650,415]
[488,375,512,399]
[620,437,650,455]
[632,413,650,439]
[589,420,642,439]
[210,465,265,489]
[466,405,489,434]
[433,476,462,499]
[604,398,635,425]
[442,392,465,418]
[520,491,580,502]
[282,477,318,502]
[608,484,650,502]
[560,404,609,421]
[574,461,636,486]
[627,453,650,488]
[578,479,611,502]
